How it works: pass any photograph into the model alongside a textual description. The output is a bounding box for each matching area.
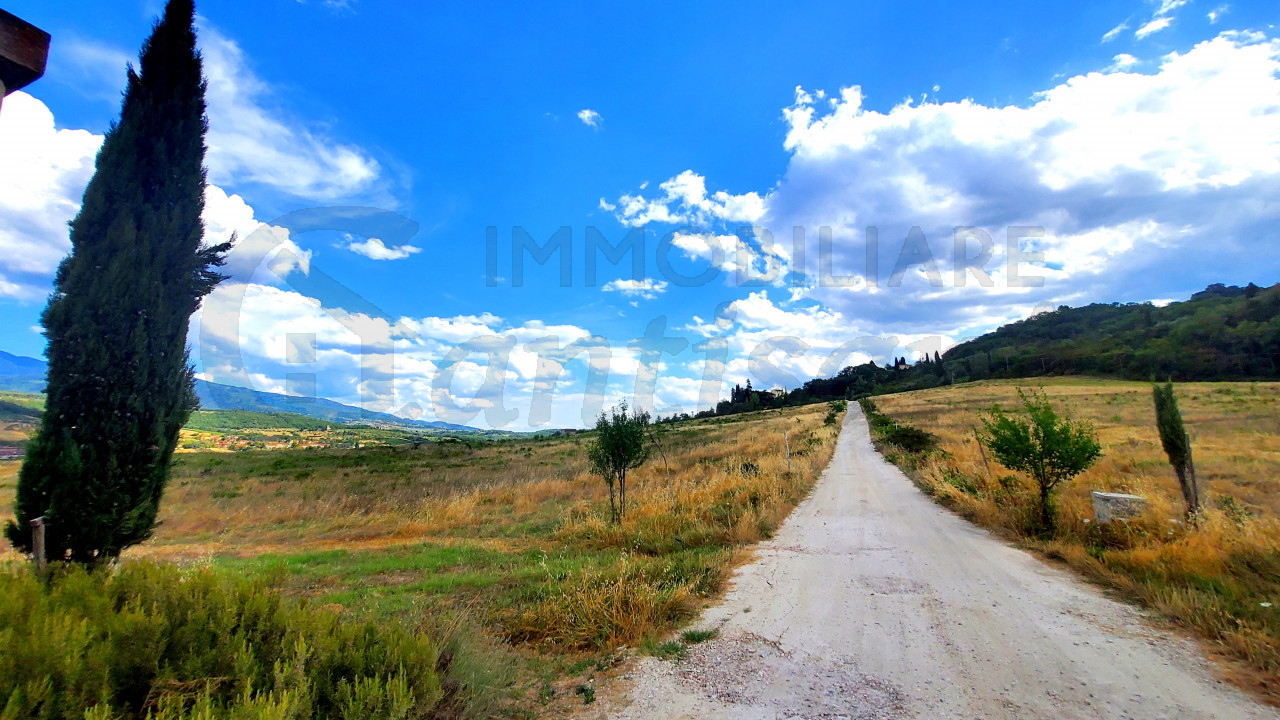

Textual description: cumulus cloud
[199,23,382,201]
[612,32,1280,347]
[601,170,767,227]
[577,109,602,128]
[0,93,101,299]
[681,290,955,392]
[0,92,321,301]
[1108,53,1140,71]
[341,235,421,260]
[601,278,669,299]
[191,277,673,428]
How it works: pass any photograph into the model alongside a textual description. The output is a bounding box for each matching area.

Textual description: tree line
[670,280,1280,423]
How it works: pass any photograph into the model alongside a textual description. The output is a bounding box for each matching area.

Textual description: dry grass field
[871,378,1280,703]
[0,403,840,715]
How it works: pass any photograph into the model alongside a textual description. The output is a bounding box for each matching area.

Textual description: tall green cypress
[7,0,229,563]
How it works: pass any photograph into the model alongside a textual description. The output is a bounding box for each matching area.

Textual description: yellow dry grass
[0,404,839,657]
[872,378,1280,704]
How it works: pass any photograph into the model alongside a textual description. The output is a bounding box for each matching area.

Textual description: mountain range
[0,352,478,432]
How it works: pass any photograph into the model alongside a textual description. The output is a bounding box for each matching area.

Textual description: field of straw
[0,403,840,715]
[871,378,1280,703]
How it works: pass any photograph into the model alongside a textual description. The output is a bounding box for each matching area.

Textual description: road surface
[597,406,1277,719]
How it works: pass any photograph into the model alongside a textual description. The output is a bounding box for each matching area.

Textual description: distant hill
[689,281,1280,420]
[0,351,45,393]
[0,353,483,432]
[184,409,340,433]
[192,380,480,431]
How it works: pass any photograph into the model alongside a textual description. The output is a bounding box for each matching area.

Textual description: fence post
[30,516,46,571]
[785,432,791,474]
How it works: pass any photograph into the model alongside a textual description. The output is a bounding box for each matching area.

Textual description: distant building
[0,446,24,460]
[767,387,787,399]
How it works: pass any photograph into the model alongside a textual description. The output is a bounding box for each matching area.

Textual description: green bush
[882,424,936,454]
[0,562,442,719]
[859,399,936,454]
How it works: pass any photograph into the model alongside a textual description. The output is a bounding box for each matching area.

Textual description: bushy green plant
[0,562,442,719]
[978,388,1102,534]
[824,399,847,425]
[587,402,652,522]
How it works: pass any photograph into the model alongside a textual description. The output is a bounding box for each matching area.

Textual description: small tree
[978,389,1101,534]
[587,401,652,522]
[1153,381,1199,516]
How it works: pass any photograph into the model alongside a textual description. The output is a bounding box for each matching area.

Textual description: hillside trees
[7,0,229,563]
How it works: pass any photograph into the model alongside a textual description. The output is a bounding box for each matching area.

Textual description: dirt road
[598,407,1277,719]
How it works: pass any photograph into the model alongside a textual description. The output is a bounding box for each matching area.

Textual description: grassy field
[869,378,1280,703]
[0,403,840,717]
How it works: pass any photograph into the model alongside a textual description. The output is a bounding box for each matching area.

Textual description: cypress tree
[7,0,229,563]
[1153,381,1200,516]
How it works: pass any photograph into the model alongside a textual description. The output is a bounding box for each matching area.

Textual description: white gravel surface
[594,406,1278,720]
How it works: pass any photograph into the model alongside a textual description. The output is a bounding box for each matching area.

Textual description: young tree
[1152,381,1200,516]
[587,401,652,522]
[978,389,1102,534]
[7,0,229,563]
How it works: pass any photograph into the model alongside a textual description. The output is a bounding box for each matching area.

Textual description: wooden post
[648,430,670,475]
[30,516,46,571]
[785,432,791,474]
[973,427,991,475]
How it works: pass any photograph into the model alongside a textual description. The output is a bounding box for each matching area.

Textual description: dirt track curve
[595,406,1277,720]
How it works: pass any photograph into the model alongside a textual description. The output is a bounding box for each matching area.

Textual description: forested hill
[942,281,1280,382]
[677,281,1280,421]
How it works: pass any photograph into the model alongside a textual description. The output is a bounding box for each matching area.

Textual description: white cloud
[601,278,669,299]
[342,235,421,260]
[1102,22,1129,43]
[577,109,602,128]
[1136,16,1174,39]
[603,170,767,228]
[0,93,102,299]
[207,185,312,281]
[1208,5,1229,23]
[613,32,1280,345]
[53,38,133,104]
[1108,53,1140,71]
[199,23,382,201]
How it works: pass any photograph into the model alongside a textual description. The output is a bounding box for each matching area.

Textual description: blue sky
[2,0,1279,428]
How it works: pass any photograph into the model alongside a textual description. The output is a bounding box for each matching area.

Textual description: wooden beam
[0,10,50,95]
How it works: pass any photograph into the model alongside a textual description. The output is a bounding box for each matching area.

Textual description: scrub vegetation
[867,378,1280,704]
[0,403,840,717]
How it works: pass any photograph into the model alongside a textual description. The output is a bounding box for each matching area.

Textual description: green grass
[680,628,719,644]
[0,404,840,717]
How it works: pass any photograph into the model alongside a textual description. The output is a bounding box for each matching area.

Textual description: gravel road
[596,406,1278,720]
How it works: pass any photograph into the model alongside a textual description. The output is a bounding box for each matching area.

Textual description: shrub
[978,388,1102,535]
[587,402,652,522]
[883,424,936,454]
[0,561,442,719]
